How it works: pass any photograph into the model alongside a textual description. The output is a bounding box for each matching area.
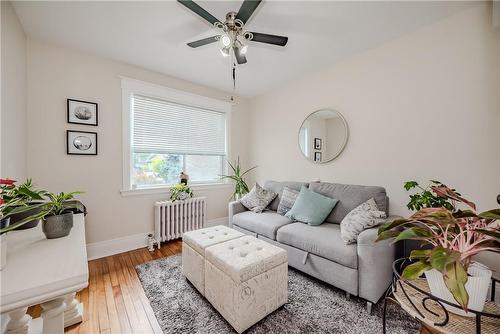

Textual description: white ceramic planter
[1,234,6,270]
[424,262,492,317]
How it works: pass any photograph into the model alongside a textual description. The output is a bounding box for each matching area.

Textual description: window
[121,78,230,191]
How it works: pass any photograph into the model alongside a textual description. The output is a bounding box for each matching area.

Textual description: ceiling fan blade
[248,32,288,46]
[178,0,221,25]
[187,35,220,48]
[236,0,262,24]
[234,48,247,65]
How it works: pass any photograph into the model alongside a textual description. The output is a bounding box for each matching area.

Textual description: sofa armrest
[357,215,401,303]
[228,201,247,227]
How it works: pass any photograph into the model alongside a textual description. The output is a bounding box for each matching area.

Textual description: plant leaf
[409,249,432,260]
[404,181,418,191]
[402,261,432,280]
[443,260,469,312]
[430,246,460,272]
[394,227,433,242]
[375,230,400,242]
[377,218,411,234]
[478,209,500,220]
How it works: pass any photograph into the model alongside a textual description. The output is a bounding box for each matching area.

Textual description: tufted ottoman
[204,235,288,333]
[182,225,244,295]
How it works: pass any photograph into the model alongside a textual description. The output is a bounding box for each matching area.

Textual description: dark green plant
[0,179,47,215]
[0,191,84,234]
[404,180,457,211]
[220,157,257,200]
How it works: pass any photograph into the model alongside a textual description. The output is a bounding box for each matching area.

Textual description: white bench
[182,225,244,295]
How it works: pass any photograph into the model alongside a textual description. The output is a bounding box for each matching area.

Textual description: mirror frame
[298,108,349,164]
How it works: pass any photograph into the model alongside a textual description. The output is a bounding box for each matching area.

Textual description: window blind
[132,94,226,156]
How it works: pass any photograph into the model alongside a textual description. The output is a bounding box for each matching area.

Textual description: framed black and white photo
[67,130,97,155]
[314,151,322,162]
[67,99,98,126]
[314,137,322,150]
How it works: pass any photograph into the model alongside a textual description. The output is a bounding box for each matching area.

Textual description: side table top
[0,213,89,313]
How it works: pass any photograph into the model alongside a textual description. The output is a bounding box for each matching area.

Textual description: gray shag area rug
[136,255,419,334]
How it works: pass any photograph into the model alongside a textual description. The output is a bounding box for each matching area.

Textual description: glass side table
[383,258,500,334]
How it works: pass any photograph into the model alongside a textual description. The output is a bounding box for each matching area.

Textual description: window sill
[120,183,232,197]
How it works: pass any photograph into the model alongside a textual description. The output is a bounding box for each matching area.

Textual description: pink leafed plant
[377,185,500,312]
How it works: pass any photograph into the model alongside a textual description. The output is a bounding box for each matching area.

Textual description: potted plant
[0,191,85,239]
[401,180,459,257]
[170,183,193,201]
[220,157,257,200]
[0,178,47,230]
[377,184,500,316]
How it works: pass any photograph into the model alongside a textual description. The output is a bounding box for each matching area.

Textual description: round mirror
[298,109,349,163]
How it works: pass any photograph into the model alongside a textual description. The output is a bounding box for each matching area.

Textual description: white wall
[1,1,27,180]
[26,39,250,245]
[248,4,500,216]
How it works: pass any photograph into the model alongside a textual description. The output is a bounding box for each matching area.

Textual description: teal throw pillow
[285,186,338,225]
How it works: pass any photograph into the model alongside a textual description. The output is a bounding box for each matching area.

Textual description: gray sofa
[228,180,400,311]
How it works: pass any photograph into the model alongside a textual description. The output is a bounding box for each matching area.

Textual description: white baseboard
[86,217,229,260]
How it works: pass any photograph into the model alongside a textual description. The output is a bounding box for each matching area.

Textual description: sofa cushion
[264,180,309,211]
[277,186,300,215]
[340,198,387,244]
[276,223,358,269]
[232,211,293,240]
[240,183,277,213]
[309,182,388,224]
[285,186,338,226]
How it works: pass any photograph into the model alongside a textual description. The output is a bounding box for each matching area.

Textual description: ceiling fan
[178,0,288,65]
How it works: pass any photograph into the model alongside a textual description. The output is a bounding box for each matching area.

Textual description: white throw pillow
[239,183,278,213]
[340,198,387,244]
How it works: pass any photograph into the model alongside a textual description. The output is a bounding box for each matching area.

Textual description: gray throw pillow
[240,183,278,213]
[340,198,387,244]
[277,186,300,215]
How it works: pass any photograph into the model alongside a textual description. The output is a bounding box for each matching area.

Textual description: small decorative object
[314,138,322,150]
[180,171,189,185]
[220,156,257,200]
[377,184,500,315]
[67,99,98,126]
[170,183,193,201]
[0,178,47,230]
[147,233,155,252]
[314,152,322,162]
[67,130,97,155]
[0,190,85,239]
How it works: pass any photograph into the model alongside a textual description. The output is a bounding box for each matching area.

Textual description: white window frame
[120,77,232,195]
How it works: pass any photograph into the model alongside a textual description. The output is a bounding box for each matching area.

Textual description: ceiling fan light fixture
[235,39,248,54]
[220,34,231,47]
[220,46,231,57]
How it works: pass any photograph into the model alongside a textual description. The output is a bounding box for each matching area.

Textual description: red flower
[0,198,4,205]
[0,179,16,185]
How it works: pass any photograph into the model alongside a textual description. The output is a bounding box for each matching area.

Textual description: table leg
[63,292,83,327]
[5,307,31,334]
[40,297,65,334]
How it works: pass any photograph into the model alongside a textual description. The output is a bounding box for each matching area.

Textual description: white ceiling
[12,1,476,97]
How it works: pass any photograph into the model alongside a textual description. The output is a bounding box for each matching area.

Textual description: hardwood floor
[28,239,428,334]
[28,240,182,334]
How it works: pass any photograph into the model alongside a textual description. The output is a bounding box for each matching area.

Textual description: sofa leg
[345,291,350,299]
[367,301,373,315]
